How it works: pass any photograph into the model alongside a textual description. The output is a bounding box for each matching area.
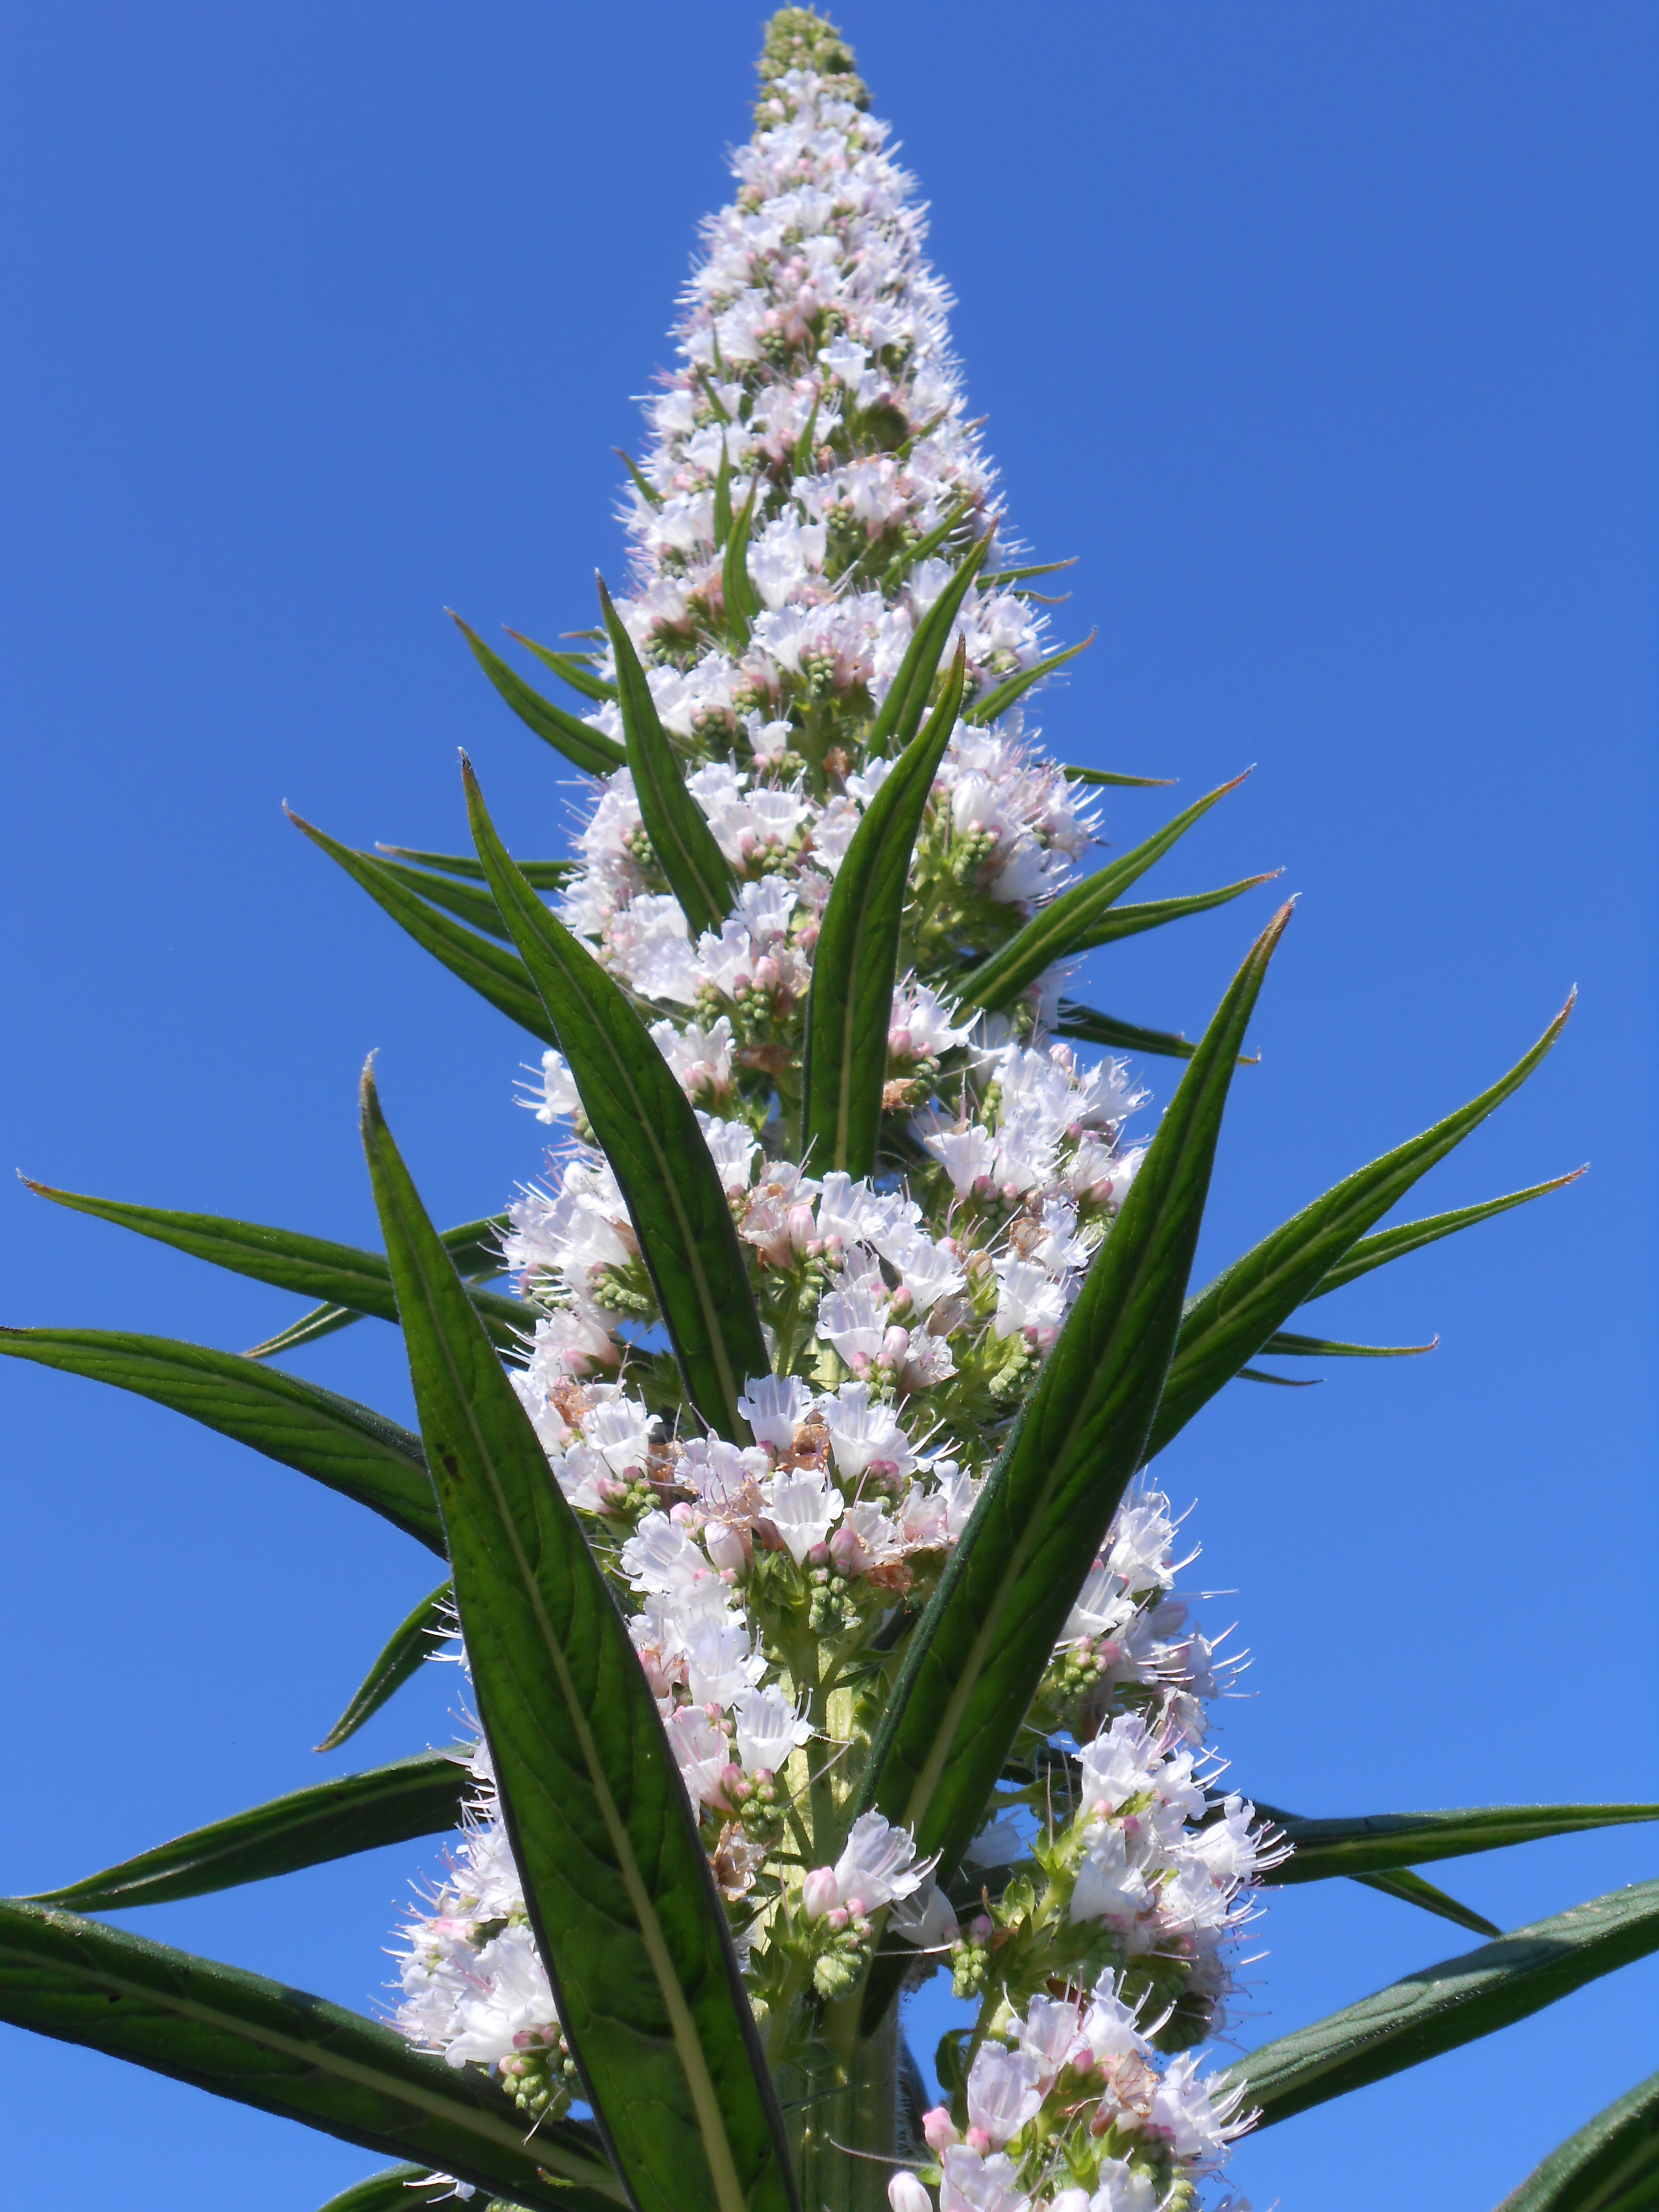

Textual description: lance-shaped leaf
[368,857,514,942]
[377,845,573,890]
[505,627,617,704]
[962,630,1094,727]
[1354,1869,1499,1941]
[599,577,735,940]
[1061,766,1175,788]
[867,534,991,754]
[1224,1878,1659,2129]
[0,1329,444,1555]
[319,2169,460,2212]
[289,811,556,1046]
[958,772,1250,1012]
[450,612,624,776]
[466,762,767,1442]
[247,1216,507,1363]
[0,1899,619,2210]
[803,643,968,1178]
[1069,873,1281,951]
[722,476,762,649]
[1055,1003,1198,1061]
[1258,1330,1434,1358]
[32,1748,471,1913]
[859,906,1294,1904]
[317,1579,457,1751]
[615,445,662,509]
[361,1072,797,2212]
[1144,997,1575,1458]
[1497,2069,1659,2212]
[1305,1168,1587,1300]
[1259,1801,1659,1885]
[22,1183,523,1351]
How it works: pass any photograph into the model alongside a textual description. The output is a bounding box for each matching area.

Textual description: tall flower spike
[397,16,1274,2212]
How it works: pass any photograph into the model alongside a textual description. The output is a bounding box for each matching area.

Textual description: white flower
[821,1380,917,1481]
[738,1371,813,1452]
[831,1811,932,1911]
[964,2042,1044,2148]
[938,2147,1029,2212]
[733,1683,812,1773]
[761,1468,843,1562]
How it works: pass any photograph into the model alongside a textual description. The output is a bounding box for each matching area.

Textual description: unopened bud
[800,1867,839,1921]
[888,2175,934,2212]
[921,2106,959,2153]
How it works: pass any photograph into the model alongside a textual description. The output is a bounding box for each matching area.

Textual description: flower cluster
[392,38,1274,2210]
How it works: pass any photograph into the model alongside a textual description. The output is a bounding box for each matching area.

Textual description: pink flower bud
[881,1326,911,1362]
[800,1867,839,1921]
[754,955,780,989]
[669,1502,697,1527]
[826,1905,849,1932]
[888,2174,933,2212]
[970,1914,994,1943]
[964,2128,993,2156]
[921,2106,959,2152]
[704,1522,749,1573]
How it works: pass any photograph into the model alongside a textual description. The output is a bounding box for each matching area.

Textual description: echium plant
[4,13,1656,2212]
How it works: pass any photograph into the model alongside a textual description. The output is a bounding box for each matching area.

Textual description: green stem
[789,2001,903,2212]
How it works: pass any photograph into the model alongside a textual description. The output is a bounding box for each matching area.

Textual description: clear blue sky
[2,6,1653,2207]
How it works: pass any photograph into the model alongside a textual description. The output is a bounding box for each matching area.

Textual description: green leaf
[983,558,1078,588]
[803,643,968,1178]
[1224,1878,1659,2129]
[962,630,1095,727]
[1145,997,1575,1459]
[1069,873,1282,951]
[0,1328,445,1555]
[376,846,573,891]
[1258,1330,1435,1358]
[289,811,556,1046]
[1054,1003,1199,1061]
[244,1300,363,1360]
[1262,1801,1659,1884]
[449,612,625,776]
[959,772,1252,1011]
[361,1070,797,2212]
[882,494,974,587]
[1350,1870,1500,1941]
[246,1217,504,1362]
[31,1748,470,1912]
[368,857,516,943]
[722,475,762,649]
[1496,2068,1659,2212]
[22,1183,525,1351]
[317,1579,457,1751]
[1306,1168,1587,1300]
[0,1899,620,2210]
[614,445,662,509]
[867,534,992,754]
[464,761,768,1441]
[505,627,617,704]
[1060,765,1176,788]
[317,2168,461,2212]
[859,906,1294,1909]
[712,441,733,548]
[598,577,736,940]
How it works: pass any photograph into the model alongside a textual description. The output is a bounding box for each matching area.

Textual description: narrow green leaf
[1496,2069,1659,2212]
[1262,1801,1659,1884]
[860,907,1295,1904]
[0,1328,444,1555]
[245,1215,505,1362]
[1069,873,1282,951]
[318,2167,461,2212]
[1060,766,1176,788]
[1258,1330,1435,1358]
[1224,1878,1659,2129]
[449,612,624,776]
[1351,1870,1500,1940]
[962,630,1095,727]
[722,475,762,649]
[289,811,556,1046]
[1054,1003,1198,1061]
[31,1748,470,1912]
[377,846,573,891]
[465,762,768,1442]
[1235,1367,1320,1387]
[317,1579,457,1750]
[983,558,1078,588]
[23,1182,523,1352]
[504,627,618,704]
[803,643,968,1178]
[882,494,974,586]
[1145,997,1574,1458]
[615,445,662,509]
[599,577,736,940]
[867,534,991,754]
[1306,1169,1587,1301]
[369,857,516,943]
[959,772,1251,1012]
[712,442,733,547]
[361,1071,797,2212]
[0,1899,619,2209]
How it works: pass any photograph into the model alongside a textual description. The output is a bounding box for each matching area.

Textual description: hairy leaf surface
[1261,1802,1659,1884]
[1496,2069,1659,2212]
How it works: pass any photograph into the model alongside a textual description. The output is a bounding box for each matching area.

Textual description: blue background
[2,4,1652,2205]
